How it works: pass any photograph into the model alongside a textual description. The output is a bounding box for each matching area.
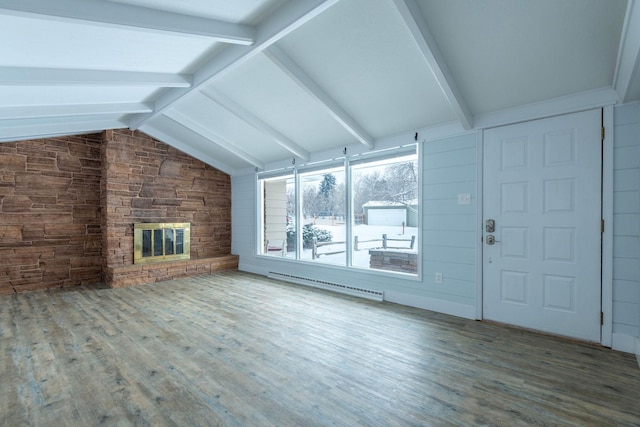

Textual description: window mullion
[295,169,302,260]
[345,158,353,267]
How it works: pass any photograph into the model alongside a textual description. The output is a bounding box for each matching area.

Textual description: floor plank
[0,271,638,426]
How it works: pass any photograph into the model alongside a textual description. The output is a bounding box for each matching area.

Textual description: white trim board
[601,105,614,348]
[475,130,484,320]
[239,262,475,319]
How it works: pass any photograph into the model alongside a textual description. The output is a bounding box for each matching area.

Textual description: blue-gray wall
[422,133,477,307]
[613,102,640,347]
[231,107,640,353]
[232,132,478,319]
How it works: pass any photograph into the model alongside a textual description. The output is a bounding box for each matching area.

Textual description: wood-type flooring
[1,271,639,426]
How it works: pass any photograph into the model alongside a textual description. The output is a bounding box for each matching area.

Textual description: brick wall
[101,130,233,285]
[0,134,103,295]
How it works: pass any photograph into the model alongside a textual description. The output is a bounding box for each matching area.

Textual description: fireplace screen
[134,223,190,264]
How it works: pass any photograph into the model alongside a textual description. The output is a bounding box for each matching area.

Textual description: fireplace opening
[134,223,190,264]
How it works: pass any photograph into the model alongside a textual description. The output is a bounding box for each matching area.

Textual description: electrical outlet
[435,273,443,284]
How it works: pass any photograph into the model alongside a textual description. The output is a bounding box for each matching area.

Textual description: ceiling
[1,0,638,175]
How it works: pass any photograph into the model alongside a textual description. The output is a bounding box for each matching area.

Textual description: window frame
[256,145,421,279]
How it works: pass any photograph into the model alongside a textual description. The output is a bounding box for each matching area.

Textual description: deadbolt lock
[485,219,495,233]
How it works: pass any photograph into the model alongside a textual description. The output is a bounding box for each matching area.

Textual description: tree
[353,170,382,213]
[384,161,418,204]
[318,173,336,213]
[302,185,322,217]
[286,186,295,216]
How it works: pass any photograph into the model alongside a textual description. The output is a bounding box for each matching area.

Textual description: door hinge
[601,127,605,141]
[600,311,604,325]
[601,219,605,233]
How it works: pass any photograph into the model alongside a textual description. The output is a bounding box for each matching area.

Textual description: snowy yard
[285,223,418,268]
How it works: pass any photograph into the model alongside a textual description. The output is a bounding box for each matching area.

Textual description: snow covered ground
[285,224,418,268]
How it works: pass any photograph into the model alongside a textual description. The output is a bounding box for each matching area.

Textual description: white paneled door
[482,110,602,342]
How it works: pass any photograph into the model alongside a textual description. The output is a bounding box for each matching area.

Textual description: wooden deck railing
[312,234,416,259]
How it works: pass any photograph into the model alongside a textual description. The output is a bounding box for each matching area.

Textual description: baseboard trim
[240,263,476,320]
[384,290,476,320]
[238,262,268,276]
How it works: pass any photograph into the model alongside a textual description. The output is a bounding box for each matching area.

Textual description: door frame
[475,106,614,347]
[602,105,614,347]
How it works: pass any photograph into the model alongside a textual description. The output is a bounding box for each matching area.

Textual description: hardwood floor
[1,271,638,426]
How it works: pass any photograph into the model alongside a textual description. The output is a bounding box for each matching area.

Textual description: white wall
[264,181,287,248]
[612,102,640,354]
[231,132,478,320]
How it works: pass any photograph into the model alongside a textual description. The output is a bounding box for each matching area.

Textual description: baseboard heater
[267,271,384,302]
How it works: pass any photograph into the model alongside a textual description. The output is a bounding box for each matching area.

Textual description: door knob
[486,235,500,245]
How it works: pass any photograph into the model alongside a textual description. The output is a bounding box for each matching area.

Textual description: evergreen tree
[318,173,336,213]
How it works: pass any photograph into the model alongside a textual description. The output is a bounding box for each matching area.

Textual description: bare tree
[384,161,418,204]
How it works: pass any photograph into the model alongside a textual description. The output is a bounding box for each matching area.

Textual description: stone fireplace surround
[0,129,237,294]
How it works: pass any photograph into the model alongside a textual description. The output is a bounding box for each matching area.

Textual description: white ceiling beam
[264,46,375,150]
[129,0,340,130]
[0,67,191,88]
[0,103,152,120]
[140,124,234,176]
[0,0,255,44]
[473,87,619,130]
[613,0,640,103]
[202,90,310,161]
[164,110,265,170]
[0,116,126,142]
[393,0,473,131]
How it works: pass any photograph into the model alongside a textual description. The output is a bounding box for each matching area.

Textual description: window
[259,174,295,258]
[350,153,418,272]
[299,166,346,266]
[258,146,418,275]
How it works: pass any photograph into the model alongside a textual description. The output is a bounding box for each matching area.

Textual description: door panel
[483,110,601,342]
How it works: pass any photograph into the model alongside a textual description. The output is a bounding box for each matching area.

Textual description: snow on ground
[285,223,418,267]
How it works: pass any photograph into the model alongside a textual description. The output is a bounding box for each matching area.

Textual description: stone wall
[105,256,239,288]
[101,129,234,286]
[369,250,418,274]
[0,130,236,294]
[0,134,103,294]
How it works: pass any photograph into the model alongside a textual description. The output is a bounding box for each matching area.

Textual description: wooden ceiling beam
[202,90,310,161]
[264,46,375,150]
[0,103,152,120]
[163,110,265,170]
[0,67,191,87]
[0,116,126,142]
[128,0,340,130]
[140,123,235,176]
[394,0,473,130]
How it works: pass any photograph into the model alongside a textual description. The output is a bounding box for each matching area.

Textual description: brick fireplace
[0,129,238,294]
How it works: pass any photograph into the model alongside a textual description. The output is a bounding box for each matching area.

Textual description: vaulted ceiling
[1,0,638,175]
